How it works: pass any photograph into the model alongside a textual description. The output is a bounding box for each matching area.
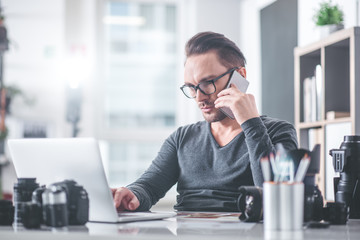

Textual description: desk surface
[0,213,360,240]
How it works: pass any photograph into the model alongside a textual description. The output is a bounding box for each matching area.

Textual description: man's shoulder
[260,115,295,131]
[167,121,208,144]
[260,115,291,125]
[176,121,207,134]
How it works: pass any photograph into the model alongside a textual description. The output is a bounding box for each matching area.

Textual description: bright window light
[103,16,146,26]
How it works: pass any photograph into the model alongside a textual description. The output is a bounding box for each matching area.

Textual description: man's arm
[113,132,180,211]
[241,117,298,186]
[214,83,298,186]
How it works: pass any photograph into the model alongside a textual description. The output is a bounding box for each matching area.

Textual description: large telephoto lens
[341,136,360,173]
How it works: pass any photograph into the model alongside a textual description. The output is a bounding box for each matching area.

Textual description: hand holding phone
[219,70,249,119]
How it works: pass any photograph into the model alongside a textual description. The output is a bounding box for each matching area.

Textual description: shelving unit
[294,27,360,200]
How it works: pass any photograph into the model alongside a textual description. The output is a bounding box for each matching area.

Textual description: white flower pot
[319,24,344,38]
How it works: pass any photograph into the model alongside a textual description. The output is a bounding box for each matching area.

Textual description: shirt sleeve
[126,132,180,211]
[241,117,298,187]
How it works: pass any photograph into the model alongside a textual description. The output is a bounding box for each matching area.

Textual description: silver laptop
[8,138,175,223]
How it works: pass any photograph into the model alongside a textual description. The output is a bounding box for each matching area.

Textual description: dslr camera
[14,178,89,228]
[330,135,360,219]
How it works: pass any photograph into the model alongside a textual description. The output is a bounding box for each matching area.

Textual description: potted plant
[0,85,34,154]
[313,1,344,38]
[0,126,7,154]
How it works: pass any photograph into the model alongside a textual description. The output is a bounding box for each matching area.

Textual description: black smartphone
[219,70,249,119]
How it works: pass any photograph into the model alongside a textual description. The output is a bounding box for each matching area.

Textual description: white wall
[64,0,96,138]
[1,0,97,194]
[3,0,97,139]
[298,0,359,47]
[1,0,66,194]
[3,0,66,135]
[238,0,277,115]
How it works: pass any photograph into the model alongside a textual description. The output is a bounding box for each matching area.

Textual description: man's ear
[237,67,246,79]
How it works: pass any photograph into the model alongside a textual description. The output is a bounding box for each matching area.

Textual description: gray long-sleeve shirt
[127,116,298,212]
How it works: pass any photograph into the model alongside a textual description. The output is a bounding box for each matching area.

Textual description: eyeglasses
[180,67,238,99]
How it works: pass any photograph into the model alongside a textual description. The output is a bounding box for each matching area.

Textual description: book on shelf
[303,77,313,122]
[303,65,322,122]
[326,111,350,120]
[303,76,317,122]
[315,65,322,121]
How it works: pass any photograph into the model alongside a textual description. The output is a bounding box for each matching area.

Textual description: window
[97,0,179,187]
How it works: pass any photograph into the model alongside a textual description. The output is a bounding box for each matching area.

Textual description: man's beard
[199,101,227,123]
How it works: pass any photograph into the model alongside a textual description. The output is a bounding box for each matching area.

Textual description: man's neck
[210,117,243,147]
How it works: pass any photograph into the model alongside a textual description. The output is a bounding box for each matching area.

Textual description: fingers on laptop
[128,197,140,211]
[111,188,117,197]
[113,187,140,212]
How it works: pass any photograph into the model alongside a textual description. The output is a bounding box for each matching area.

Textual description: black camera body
[330,135,360,219]
[13,178,89,228]
[50,180,89,225]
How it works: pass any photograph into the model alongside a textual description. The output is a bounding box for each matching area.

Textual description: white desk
[0,215,360,240]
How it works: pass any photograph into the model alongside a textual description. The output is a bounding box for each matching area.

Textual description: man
[112,32,298,212]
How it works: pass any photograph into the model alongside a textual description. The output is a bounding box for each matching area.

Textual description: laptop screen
[8,138,119,222]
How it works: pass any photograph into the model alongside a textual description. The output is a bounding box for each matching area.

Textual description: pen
[261,156,271,182]
[289,159,295,183]
[269,153,279,182]
[294,154,310,182]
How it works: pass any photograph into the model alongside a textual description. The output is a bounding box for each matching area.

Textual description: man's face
[184,51,230,122]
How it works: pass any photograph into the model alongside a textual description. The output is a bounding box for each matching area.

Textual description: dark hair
[185,31,246,68]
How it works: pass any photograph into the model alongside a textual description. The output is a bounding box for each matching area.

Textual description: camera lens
[42,185,68,227]
[344,135,360,142]
[20,202,42,229]
[330,135,360,219]
[237,186,263,222]
[323,202,348,224]
[0,200,14,226]
[13,178,40,224]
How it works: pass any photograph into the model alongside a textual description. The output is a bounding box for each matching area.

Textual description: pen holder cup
[263,182,304,231]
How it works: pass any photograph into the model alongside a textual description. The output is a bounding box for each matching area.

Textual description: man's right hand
[111,187,140,212]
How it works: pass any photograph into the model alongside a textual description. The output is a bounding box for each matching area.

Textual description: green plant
[5,85,35,106]
[0,126,7,140]
[313,1,344,26]
[0,85,34,140]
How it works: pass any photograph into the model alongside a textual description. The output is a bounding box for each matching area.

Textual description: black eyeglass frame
[180,67,239,99]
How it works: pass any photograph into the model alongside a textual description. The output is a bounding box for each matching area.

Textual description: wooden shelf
[298,121,324,129]
[298,117,352,129]
[294,27,360,201]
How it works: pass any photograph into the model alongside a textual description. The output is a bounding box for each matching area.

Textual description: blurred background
[0,0,358,209]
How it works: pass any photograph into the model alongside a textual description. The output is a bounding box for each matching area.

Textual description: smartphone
[220,70,249,119]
